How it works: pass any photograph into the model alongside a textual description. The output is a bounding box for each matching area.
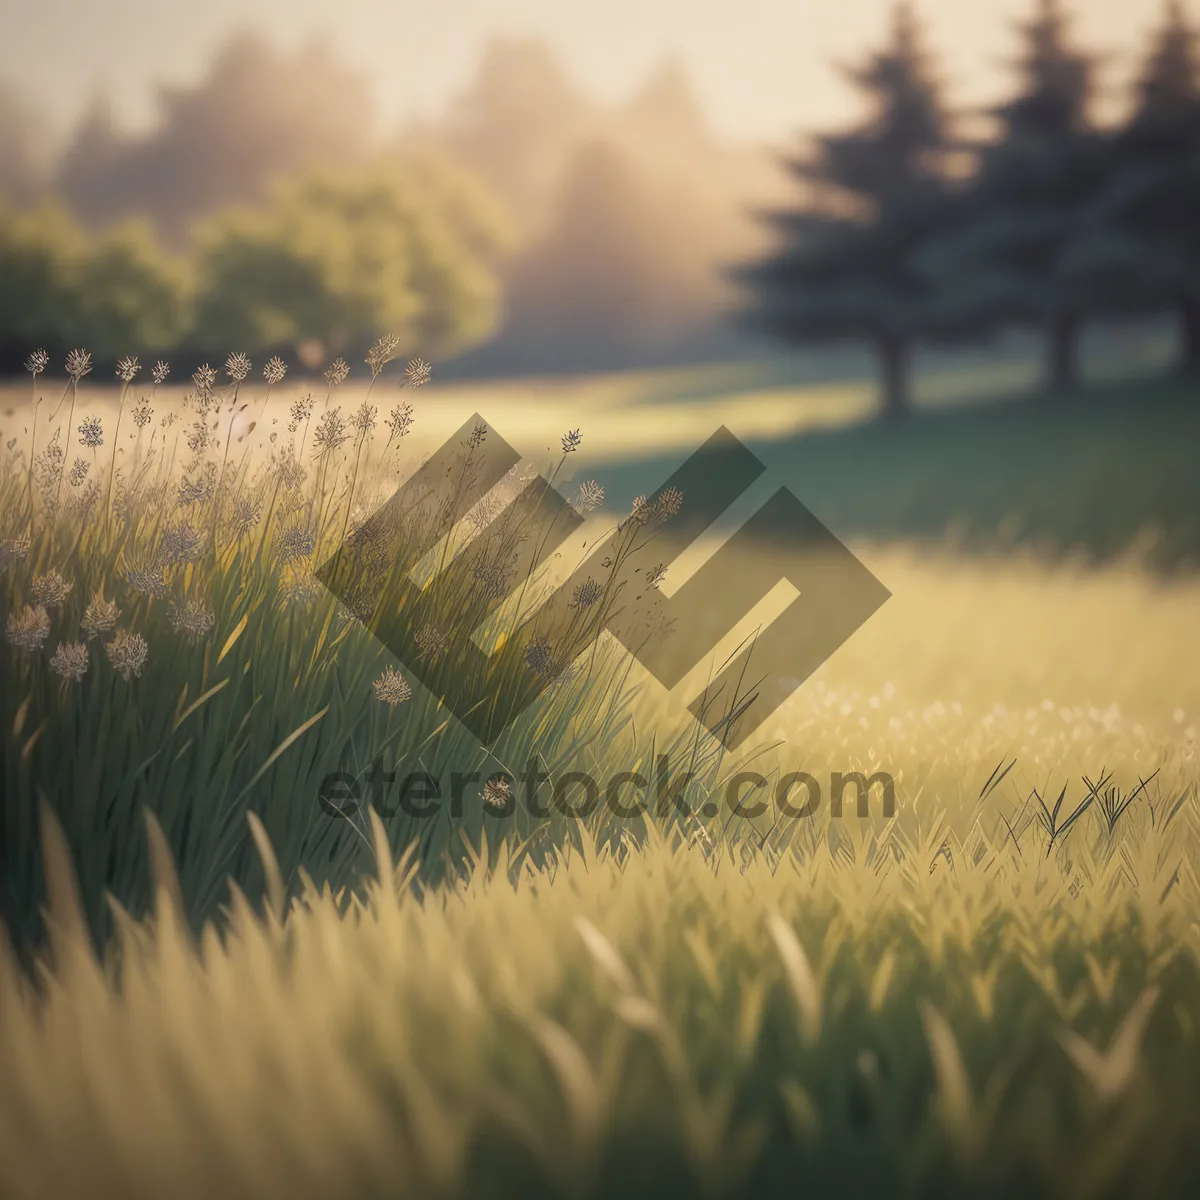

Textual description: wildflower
[351,401,377,437]
[525,635,556,676]
[31,570,73,608]
[414,623,450,662]
[312,407,349,457]
[77,415,104,449]
[26,348,50,376]
[468,421,488,450]
[630,495,651,525]
[263,356,288,386]
[372,666,413,707]
[81,592,121,639]
[657,487,684,519]
[366,333,401,377]
[68,457,90,487]
[50,641,89,682]
[405,358,432,387]
[575,480,604,513]
[225,352,252,383]
[132,402,153,429]
[193,364,217,393]
[0,537,30,572]
[121,553,169,599]
[152,361,170,385]
[289,394,314,433]
[278,524,315,563]
[482,774,513,812]
[160,520,206,564]
[228,497,262,538]
[115,356,140,384]
[324,357,350,387]
[6,605,51,652]
[571,578,603,608]
[161,411,178,428]
[561,429,582,455]
[65,349,92,382]
[646,562,668,588]
[169,599,216,639]
[106,628,149,680]
[386,401,413,441]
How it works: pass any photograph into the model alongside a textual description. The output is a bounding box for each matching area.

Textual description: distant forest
[0,33,783,375]
[2,1,1200,407]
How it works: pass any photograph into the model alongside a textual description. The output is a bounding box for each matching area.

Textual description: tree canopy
[735,2,956,415]
[189,159,513,360]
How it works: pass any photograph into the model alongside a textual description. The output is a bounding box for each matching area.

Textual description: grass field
[1,346,1198,1197]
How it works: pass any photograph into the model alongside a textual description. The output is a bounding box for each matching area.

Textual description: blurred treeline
[0,33,779,376]
[740,0,1200,413]
[2,2,1199,389]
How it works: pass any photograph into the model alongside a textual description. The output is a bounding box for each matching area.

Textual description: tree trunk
[878,336,910,419]
[1179,295,1200,375]
[1048,310,1081,394]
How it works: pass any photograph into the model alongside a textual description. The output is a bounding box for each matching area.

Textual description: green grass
[1,346,1199,1197]
[3,797,1199,1199]
[586,372,1200,573]
[0,353,725,950]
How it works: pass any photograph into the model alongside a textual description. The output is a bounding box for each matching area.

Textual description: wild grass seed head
[373,666,413,707]
[225,353,252,383]
[31,570,73,608]
[404,358,432,387]
[289,395,314,432]
[575,480,604,513]
[77,416,104,450]
[278,524,316,563]
[50,641,89,682]
[6,604,51,652]
[65,349,92,382]
[386,401,413,441]
[81,592,121,639]
[169,599,216,640]
[366,333,401,377]
[0,536,31,573]
[105,628,149,680]
[414,623,450,662]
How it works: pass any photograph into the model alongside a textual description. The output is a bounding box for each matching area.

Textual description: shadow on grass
[588,372,1200,573]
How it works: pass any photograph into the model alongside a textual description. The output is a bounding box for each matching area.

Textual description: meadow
[0,342,1198,1198]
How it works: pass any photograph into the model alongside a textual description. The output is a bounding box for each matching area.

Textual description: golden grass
[2,356,1199,1197]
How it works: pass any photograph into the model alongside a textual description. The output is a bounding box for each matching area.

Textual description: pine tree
[734,3,955,418]
[914,0,1103,392]
[1133,0,1200,133]
[1063,1,1200,370]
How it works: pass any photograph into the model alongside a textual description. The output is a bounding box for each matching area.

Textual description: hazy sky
[0,0,1175,145]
